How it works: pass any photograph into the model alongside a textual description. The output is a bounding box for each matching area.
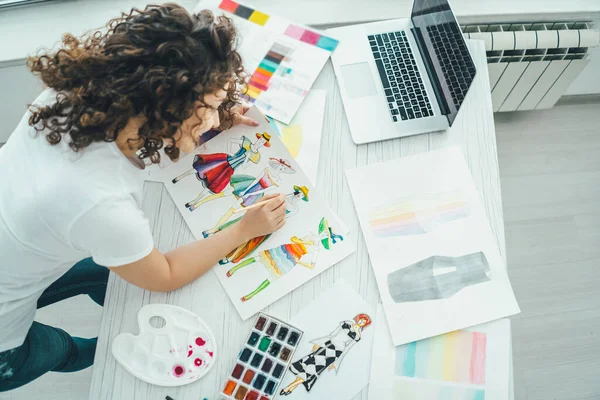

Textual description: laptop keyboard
[427,22,476,110]
[368,31,433,123]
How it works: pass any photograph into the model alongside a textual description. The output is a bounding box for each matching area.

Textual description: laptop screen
[410,0,476,126]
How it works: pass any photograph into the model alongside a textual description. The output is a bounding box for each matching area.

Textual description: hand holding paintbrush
[235,194,287,239]
[233,193,286,214]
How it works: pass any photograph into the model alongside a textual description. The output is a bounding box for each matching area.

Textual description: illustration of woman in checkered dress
[280,313,372,396]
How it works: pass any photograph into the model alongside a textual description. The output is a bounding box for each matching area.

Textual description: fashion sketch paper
[146,107,355,320]
[280,281,375,400]
[346,147,519,345]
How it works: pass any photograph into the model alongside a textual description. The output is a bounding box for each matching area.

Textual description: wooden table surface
[90,40,507,400]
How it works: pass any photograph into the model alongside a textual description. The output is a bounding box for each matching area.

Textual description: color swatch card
[148,107,355,320]
[222,313,304,400]
[279,281,375,400]
[195,0,338,124]
[369,305,511,400]
[273,89,326,186]
[346,147,520,346]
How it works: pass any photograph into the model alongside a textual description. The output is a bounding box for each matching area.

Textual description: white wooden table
[90,41,507,400]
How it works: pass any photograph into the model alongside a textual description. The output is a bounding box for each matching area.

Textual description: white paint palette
[111,304,217,386]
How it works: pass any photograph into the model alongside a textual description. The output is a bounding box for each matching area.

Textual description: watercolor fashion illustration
[171,133,271,211]
[226,218,344,302]
[280,313,372,396]
[217,185,310,266]
[201,158,296,236]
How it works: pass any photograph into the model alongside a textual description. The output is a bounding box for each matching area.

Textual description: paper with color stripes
[368,305,511,400]
[346,147,520,346]
[395,330,487,384]
[196,0,338,124]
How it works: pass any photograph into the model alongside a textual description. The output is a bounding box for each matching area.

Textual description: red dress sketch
[171,133,271,211]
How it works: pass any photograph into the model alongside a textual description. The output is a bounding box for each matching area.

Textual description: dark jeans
[0,258,109,392]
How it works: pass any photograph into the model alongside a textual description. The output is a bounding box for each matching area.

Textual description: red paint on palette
[194,358,203,367]
[208,351,214,357]
[187,349,193,357]
[195,337,206,346]
[173,365,185,377]
[300,30,321,45]
[219,0,239,13]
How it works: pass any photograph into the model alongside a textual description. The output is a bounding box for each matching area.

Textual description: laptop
[329,0,476,144]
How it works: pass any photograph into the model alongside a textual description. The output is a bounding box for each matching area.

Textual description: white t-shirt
[0,89,154,352]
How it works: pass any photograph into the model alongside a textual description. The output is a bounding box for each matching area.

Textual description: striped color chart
[219,0,270,25]
[284,24,339,51]
[218,0,339,52]
[245,42,293,103]
[395,330,487,385]
[368,191,470,237]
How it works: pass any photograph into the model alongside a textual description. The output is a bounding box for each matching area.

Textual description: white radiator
[462,22,600,112]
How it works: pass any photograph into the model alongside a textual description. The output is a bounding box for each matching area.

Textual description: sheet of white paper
[279,282,375,400]
[346,147,520,345]
[147,107,355,320]
[273,89,326,186]
[195,0,338,124]
[368,305,511,400]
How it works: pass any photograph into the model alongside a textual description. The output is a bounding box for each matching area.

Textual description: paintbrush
[232,196,282,214]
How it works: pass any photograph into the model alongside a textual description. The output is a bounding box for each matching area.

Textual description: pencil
[232,198,277,213]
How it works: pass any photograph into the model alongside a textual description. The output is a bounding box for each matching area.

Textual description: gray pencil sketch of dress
[387,252,491,303]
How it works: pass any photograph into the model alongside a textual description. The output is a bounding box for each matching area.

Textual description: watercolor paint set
[221,313,304,400]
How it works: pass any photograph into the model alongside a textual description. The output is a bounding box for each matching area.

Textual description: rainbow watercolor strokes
[394,380,485,400]
[395,330,487,385]
[218,0,338,51]
[368,191,470,237]
[245,43,293,104]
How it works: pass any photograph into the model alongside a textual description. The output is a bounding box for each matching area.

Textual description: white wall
[0,63,44,143]
[565,17,600,95]
[0,0,598,143]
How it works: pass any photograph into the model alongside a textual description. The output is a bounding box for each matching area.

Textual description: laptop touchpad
[341,62,378,99]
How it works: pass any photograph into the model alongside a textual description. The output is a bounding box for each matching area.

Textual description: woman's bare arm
[109,194,286,292]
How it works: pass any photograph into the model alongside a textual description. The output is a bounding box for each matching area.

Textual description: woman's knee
[72,258,109,282]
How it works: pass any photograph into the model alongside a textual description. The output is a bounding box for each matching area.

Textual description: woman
[172,132,271,211]
[280,314,372,395]
[202,158,296,237]
[0,4,287,391]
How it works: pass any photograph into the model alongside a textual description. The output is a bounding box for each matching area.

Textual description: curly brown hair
[27,3,245,162]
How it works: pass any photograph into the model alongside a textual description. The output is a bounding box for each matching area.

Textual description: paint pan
[220,312,303,400]
[112,304,217,386]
